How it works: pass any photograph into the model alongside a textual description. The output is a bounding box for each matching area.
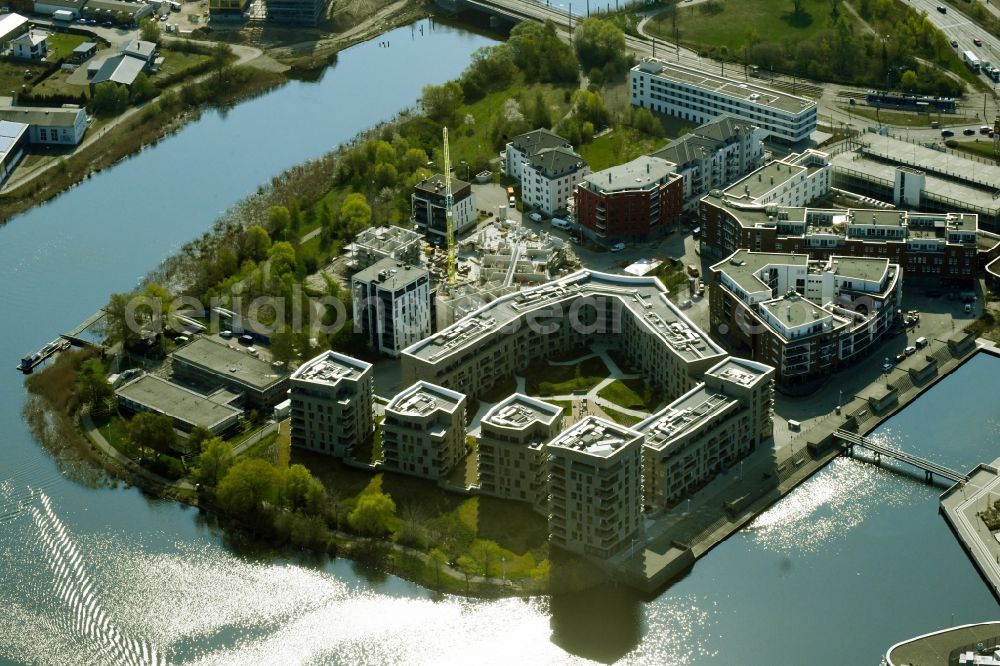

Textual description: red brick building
[574,156,683,242]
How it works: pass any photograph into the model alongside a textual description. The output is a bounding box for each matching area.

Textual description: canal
[1,19,998,666]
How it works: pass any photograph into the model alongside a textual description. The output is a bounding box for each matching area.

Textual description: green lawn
[578,127,666,171]
[836,104,979,128]
[95,413,137,458]
[523,355,609,396]
[646,0,848,53]
[952,139,1000,161]
[0,59,49,94]
[154,49,212,81]
[30,67,88,98]
[46,33,89,61]
[601,406,643,428]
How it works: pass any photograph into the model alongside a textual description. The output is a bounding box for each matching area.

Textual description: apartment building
[637,357,774,508]
[411,173,476,244]
[629,59,817,143]
[289,351,374,457]
[382,381,467,481]
[351,258,432,357]
[650,114,766,212]
[709,249,902,384]
[401,270,727,402]
[547,416,643,559]
[574,155,683,241]
[701,192,979,279]
[351,226,422,271]
[503,128,589,216]
[478,394,563,513]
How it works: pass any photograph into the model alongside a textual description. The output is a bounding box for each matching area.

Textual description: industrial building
[411,173,476,245]
[546,416,643,559]
[0,104,88,146]
[830,132,1000,232]
[477,394,563,512]
[401,269,727,402]
[382,381,467,481]
[0,120,28,185]
[650,114,766,212]
[115,374,242,435]
[637,357,774,507]
[629,59,817,143]
[289,351,374,458]
[170,337,289,408]
[574,155,683,241]
[350,226,422,271]
[351,258,432,357]
[503,128,589,216]
[0,13,29,48]
[708,249,902,384]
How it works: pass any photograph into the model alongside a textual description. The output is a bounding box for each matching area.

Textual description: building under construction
[351,226,422,271]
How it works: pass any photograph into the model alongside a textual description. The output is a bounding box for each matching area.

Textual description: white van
[551,218,571,230]
[915,336,928,349]
[787,419,801,431]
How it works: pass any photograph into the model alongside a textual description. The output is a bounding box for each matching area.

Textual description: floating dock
[16,338,71,373]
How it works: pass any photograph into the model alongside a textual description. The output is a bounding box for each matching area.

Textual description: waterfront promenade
[941,459,1000,601]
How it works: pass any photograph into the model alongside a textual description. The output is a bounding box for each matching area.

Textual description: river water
[1,19,998,666]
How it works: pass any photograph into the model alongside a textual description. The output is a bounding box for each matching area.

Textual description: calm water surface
[1,20,998,665]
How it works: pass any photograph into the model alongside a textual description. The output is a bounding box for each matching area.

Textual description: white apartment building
[719,150,830,208]
[351,258,432,358]
[503,128,590,216]
[637,358,774,508]
[650,114,766,211]
[382,381,467,480]
[289,351,374,457]
[630,59,817,143]
[547,416,643,559]
[478,394,563,513]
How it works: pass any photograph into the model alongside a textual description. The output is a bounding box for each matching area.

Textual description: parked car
[895,352,907,363]
[981,126,991,135]
[247,346,258,356]
[882,361,894,373]
[238,333,254,345]
[529,212,542,222]
[219,330,233,339]
[915,336,928,349]
[941,129,954,138]
[937,5,947,13]
[904,345,917,356]
[610,242,625,252]
[101,20,112,26]
[679,299,692,309]
[963,128,976,136]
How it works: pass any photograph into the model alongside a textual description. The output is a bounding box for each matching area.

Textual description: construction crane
[442,127,457,285]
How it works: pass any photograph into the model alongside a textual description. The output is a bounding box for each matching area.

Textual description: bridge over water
[835,429,969,485]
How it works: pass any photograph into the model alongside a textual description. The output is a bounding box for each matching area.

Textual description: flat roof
[172,337,287,391]
[291,350,370,385]
[712,249,808,294]
[387,380,464,416]
[73,41,97,53]
[705,357,773,388]
[116,374,241,429]
[725,159,805,200]
[861,133,1000,193]
[584,155,676,193]
[352,256,428,291]
[830,151,1000,216]
[635,59,817,115]
[403,270,726,366]
[413,173,470,196]
[0,120,26,162]
[828,256,889,283]
[483,393,562,429]
[637,385,737,451]
[761,294,834,326]
[548,416,640,459]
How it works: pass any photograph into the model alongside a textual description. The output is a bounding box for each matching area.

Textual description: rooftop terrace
[291,350,370,385]
[548,416,640,459]
[387,381,464,416]
[483,394,562,429]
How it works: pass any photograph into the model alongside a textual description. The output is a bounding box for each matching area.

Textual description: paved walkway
[81,411,195,491]
[941,458,1000,599]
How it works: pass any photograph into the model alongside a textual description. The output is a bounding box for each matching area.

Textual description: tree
[216,458,281,522]
[373,162,397,188]
[128,412,176,457]
[899,69,918,92]
[211,42,232,85]
[347,490,396,536]
[187,425,214,455]
[267,206,291,240]
[339,193,372,237]
[195,437,233,486]
[245,225,271,262]
[421,81,464,125]
[429,547,448,586]
[792,0,805,15]
[76,359,111,413]
[139,16,161,43]
[528,90,552,130]
[91,82,129,117]
[282,464,326,515]
[269,326,298,367]
[130,73,156,103]
[105,292,138,348]
[574,18,627,74]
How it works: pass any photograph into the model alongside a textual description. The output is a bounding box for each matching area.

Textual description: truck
[963,50,981,73]
[982,61,1000,82]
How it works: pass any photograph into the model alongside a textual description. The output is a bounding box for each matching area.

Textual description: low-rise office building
[547,416,643,559]
[411,173,475,245]
[351,258,432,357]
[115,374,242,435]
[0,105,88,146]
[289,351,374,457]
[382,381,467,480]
[701,191,979,279]
[650,114,766,212]
[478,394,563,512]
[170,337,289,408]
[709,249,902,384]
[505,128,589,217]
[629,59,817,143]
[401,269,727,402]
[637,357,774,508]
[574,155,683,241]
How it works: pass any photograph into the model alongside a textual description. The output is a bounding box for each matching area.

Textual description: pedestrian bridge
[835,429,969,484]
